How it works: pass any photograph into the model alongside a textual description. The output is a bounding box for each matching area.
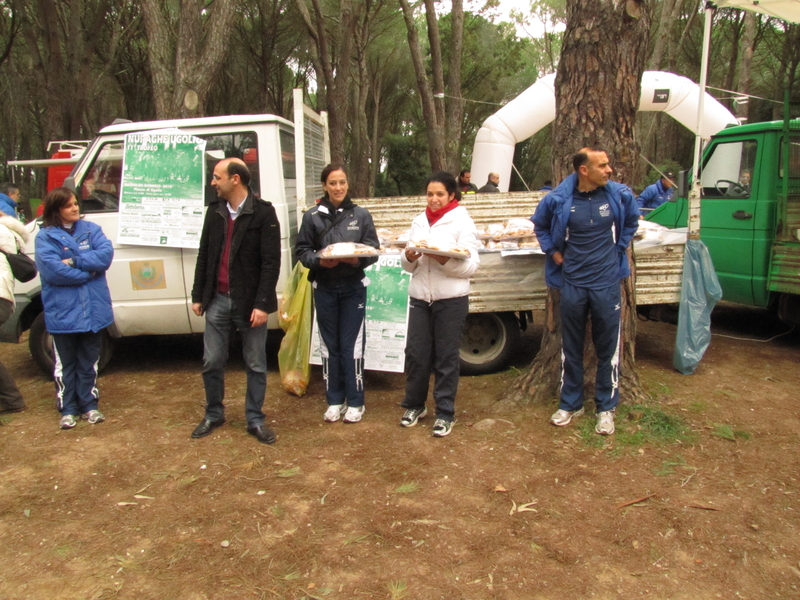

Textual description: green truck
[646,118,800,326]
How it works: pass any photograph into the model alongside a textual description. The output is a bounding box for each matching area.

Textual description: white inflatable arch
[470,70,739,192]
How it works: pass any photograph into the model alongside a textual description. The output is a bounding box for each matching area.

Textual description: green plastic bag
[278,262,313,396]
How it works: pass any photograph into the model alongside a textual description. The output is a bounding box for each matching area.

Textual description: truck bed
[357,192,684,312]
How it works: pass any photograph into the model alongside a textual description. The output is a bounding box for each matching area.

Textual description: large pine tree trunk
[506,0,650,406]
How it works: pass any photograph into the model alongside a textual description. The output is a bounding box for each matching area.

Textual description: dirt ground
[0,303,799,600]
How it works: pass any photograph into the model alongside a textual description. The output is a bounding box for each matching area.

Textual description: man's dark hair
[320,163,348,185]
[226,160,251,186]
[427,171,462,202]
[41,187,77,228]
[0,182,19,196]
[459,169,470,178]
[543,180,552,186]
[572,146,606,172]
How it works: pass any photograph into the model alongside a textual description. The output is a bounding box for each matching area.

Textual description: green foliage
[712,424,752,441]
[393,482,421,494]
[376,134,430,198]
[577,403,694,448]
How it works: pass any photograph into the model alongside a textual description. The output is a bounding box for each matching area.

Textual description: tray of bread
[406,240,471,259]
[318,242,380,259]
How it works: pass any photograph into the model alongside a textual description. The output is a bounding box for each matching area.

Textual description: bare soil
[1,303,799,600]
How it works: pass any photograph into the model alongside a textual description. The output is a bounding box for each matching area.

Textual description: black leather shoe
[247,424,276,445]
[191,417,225,439]
[0,406,26,416]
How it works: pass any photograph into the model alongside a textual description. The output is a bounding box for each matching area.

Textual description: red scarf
[426,199,459,226]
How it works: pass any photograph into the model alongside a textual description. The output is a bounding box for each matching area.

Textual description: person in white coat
[0,215,30,414]
[399,171,480,437]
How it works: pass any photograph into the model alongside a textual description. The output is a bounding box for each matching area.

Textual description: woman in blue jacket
[35,187,114,430]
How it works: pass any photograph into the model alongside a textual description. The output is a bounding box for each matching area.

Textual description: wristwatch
[67,258,75,267]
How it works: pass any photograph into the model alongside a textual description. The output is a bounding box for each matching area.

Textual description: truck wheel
[29,313,114,378]
[459,312,520,375]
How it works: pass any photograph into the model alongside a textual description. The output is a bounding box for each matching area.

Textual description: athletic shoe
[400,407,427,427]
[432,418,453,437]
[60,415,77,429]
[550,407,585,427]
[595,410,615,435]
[343,405,365,423]
[81,410,105,424]
[323,404,347,422]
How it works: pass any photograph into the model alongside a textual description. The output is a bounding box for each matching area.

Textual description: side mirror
[674,170,688,199]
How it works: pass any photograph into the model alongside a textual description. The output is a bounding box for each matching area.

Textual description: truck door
[700,138,760,305]
[77,141,194,336]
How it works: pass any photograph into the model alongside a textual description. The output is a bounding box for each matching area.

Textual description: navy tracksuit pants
[559,281,621,413]
[314,280,367,407]
[53,331,103,417]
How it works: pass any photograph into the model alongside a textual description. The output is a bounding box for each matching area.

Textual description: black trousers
[401,295,469,421]
[0,299,24,411]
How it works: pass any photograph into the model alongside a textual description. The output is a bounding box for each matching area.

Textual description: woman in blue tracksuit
[295,165,380,424]
[35,187,114,430]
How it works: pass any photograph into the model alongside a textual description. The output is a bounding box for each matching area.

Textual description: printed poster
[118,128,206,248]
[310,255,411,373]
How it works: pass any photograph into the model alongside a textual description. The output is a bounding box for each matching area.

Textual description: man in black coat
[190,158,281,444]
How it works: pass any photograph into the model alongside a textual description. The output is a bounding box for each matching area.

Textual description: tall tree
[507,0,651,405]
[295,0,357,165]
[398,0,465,173]
[140,0,238,119]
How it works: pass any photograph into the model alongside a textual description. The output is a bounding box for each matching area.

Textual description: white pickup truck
[1,105,685,376]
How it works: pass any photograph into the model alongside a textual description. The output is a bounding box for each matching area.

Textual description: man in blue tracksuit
[532,147,640,435]
[636,172,674,212]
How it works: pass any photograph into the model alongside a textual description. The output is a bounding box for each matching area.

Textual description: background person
[0,182,20,218]
[0,214,30,415]
[296,164,379,424]
[191,158,281,445]
[399,171,479,437]
[477,172,500,193]
[457,170,478,195]
[35,187,114,430]
[532,147,639,436]
[540,180,553,191]
[636,172,674,213]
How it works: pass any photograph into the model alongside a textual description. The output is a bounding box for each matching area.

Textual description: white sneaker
[323,404,347,422]
[550,407,584,427]
[81,409,105,424]
[343,405,365,423]
[60,414,77,429]
[595,411,615,435]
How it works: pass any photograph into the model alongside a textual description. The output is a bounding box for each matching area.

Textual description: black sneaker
[432,418,453,437]
[400,407,427,427]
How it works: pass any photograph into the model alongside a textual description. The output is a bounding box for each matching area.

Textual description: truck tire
[459,312,520,375]
[29,312,114,378]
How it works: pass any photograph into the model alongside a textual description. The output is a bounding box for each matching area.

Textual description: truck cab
[2,112,326,374]
[647,119,800,324]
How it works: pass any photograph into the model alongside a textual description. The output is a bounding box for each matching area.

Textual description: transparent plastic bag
[278,262,313,396]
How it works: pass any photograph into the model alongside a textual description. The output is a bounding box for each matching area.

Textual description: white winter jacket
[0,215,30,305]
[400,205,480,302]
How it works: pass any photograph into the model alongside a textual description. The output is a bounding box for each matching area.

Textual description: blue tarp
[673,238,723,374]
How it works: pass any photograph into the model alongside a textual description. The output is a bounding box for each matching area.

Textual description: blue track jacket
[531,172,640,289]
[35,220,114,334]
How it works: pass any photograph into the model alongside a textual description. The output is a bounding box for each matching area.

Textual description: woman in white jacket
[0,215,30,415]
[399,171,479,437]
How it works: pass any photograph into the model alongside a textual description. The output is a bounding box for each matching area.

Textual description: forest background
[1,0,799,212]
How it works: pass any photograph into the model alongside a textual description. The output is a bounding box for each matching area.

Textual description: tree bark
[295,0,356,166]
[141,0,237,119]
[506,0,650,406]
[398,0,446,172]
